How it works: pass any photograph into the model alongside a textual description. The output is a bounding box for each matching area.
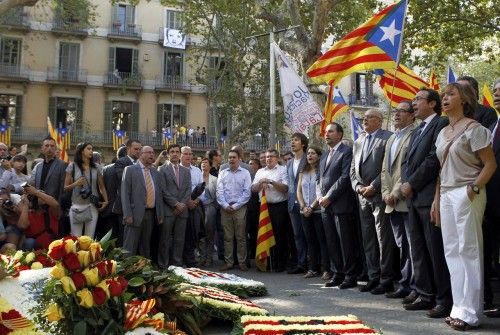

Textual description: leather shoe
[427,304,451,318]
[402,291,419,304]
[359,279,379,292]
[385,289,410,299]
[239,264,248,271]
[339,279,357,289]
[325,277,344,287]
[219,264,233,271]
[370,284,393,295]
[321,272,332,281]
[404,297,434,311]
[287,267,306,274]
[484,308,500,318]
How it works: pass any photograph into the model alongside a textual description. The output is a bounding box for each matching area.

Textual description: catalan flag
[350,110,364,141]
[0,124,11,146]
[307,0,408,85]
[112,129,126,151]
[162,130,172,148]
[374,64,428,107]
[482,84,494,108]
[429,69,440,91]
[255,189,276,272]
[320,85,349,137]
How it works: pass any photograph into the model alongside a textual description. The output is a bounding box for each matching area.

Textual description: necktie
[144,167,154,208]
[174,164,180,186]
[493,121,500,151]
[362,134,372,160]
[411,121,426,150]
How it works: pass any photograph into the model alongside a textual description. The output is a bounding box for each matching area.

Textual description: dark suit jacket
[158,162,191,219]
[30,158,67,201]
[287,154,307,212]
[486,121,500,217]
[319,143,355,214]
[112,156,134,215]
[475,104,497,129]
[401,115,448,207]
[101,163,118,218]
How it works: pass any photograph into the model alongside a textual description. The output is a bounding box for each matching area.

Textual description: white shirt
[252,164,288,203]
[292,157,301,177]
[216,166,252,210]
[420,113,438,134]
[389,123,414,166]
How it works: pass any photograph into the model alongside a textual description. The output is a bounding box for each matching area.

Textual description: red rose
[94,262,107,278]
[71,272,87,289]
[63,236,77,241]
[62,253,81,272]
[92,287,107,305]
[117,276,128,290]
[107,279,123,297]
[36,255,54,267]
[48,244,65,261]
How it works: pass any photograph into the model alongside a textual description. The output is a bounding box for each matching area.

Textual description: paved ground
[205,267,500,334]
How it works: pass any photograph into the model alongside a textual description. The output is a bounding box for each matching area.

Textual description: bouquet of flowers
[0,250,54,278]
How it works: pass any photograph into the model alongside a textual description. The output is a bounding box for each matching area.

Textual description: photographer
[18,184,60,250]
[0,155,29,193]
[0,188,29,252]
[64,142,108,238]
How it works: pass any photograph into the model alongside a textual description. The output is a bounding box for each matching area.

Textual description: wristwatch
[468,183,480,194]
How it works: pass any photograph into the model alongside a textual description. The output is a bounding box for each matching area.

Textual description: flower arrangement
[239,315,380,335]
[169,266,267,297]
[0,296,42,335]
[0,250,54,278]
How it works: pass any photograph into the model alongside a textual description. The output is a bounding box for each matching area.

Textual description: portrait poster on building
[164,28,186,49]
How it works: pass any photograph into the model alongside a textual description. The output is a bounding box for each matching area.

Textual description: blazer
[158,162,191,218]
[101,163,118,218]
[401,115,448,208]
[350,129,393,200]
[486,121,500,217]
[381,123,417,213]
[475,104,497,129]
[30,158,67,201]
[112,156,134,215]
[318,143,355,214]
[287,154,307,212]
[121,164,164,227]
[202,174,218,206]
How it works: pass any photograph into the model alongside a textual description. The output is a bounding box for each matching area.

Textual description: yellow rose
[45,302,64,322]
[77,250,90,268]
[25,252,35,263]
[13,250,23,260]
[78,236,93,251]
[48,239,63,252]
[89,242,102,262]
[50,263,66,279]
[76,288,94,308]
[96,280,110,298]
[82,267,100,286]
[60,276,76,294]
[110,260,117,275]
[64,239,76,254]
[31,261,43,270]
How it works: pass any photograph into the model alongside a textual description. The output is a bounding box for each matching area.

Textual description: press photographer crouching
[0,188,28,252]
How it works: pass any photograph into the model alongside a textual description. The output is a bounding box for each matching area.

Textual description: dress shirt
[252,164,288,203]
[292,157,301,177]
[127,155,136,165]
[182,164,203,191]
[419,113,437,134]
[0,169,29,193]
[216,166,252,210]
[138,161,156,204]
[389,123,413,166]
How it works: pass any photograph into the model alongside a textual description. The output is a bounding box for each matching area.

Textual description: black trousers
[267,201,295,271]
[483,211,500,305]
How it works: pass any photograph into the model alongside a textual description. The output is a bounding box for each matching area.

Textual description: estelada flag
[255,189,276,272]
[429,69,440,91]
[482,83,497,114]
[307,0,408,85]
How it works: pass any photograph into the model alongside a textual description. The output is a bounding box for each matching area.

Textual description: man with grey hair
[0,142,10,178]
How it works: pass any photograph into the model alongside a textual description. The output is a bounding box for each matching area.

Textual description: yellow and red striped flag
[429,69,440,91]
[112,129,126,151]
[307,0,408,85]
[255,189,276,272]
[47,117,69,162]
[375,64,428,107]
[482,83,496,110]
[320,85,349,137]
[0,125,11,146]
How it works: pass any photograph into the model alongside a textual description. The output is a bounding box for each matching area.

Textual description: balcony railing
[108,22,142,39]
[0,9,30,29]
[0,64,29,80]
[105,71,142,88]
[47,67,87,83]
[51,18,88,36]
[155,76,191,91]
[349,94,379,107]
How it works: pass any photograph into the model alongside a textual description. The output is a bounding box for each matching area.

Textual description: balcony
[349,94,379,108]
[108,22,142,43]
[51,18,88,38]
[158,27,192,46]
[47,67,87,86]
[104,71,142,89]
[0,64,29,83]
[0,8,30,33]
[155,76,191,93]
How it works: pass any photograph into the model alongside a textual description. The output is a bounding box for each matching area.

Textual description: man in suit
[381,101,417,299]
[121,146,163,258]
[286,132,308,274]
[158,143,191,268]
[457,76,497,128]
[484,79,500,317]
[318,122,360,288]
[400,88,451,318]
[350,109,395,295]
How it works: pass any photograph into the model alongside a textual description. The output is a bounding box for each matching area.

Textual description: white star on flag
[379,20,401,46]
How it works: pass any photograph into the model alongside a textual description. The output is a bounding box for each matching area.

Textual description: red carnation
[94,262,107,278]
[107,279,123,297]
[62,253,81,272]
[71,272,87,289]
[117,276,128,290]
[92,287,107,305]
[48,244,65,261]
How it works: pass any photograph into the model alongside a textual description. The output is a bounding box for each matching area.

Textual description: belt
[145,207,155,211]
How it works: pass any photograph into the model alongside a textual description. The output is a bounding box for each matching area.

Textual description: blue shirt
[216,165,251,210]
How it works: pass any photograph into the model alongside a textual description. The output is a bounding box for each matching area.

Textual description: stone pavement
[205,267,500,334]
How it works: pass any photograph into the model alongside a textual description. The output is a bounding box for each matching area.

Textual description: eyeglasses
[266,155,277,158]
[364,115,381,120]
[412,96,428,102]
[392,108,411,114]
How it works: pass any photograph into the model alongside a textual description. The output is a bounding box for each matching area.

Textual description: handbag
[71,206,92,225]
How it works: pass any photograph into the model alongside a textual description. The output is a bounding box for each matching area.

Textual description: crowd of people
[0,76,499,332]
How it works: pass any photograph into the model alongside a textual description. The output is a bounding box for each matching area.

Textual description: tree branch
[0,0,38,15]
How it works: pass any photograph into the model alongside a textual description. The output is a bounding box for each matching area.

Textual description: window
[108,47,139,84]
[356,73,367,103]
[48,97,82,132]
[350,72,374,105]
[59,42,80,80]
[112,101,133,131]
[113,4,135,31]
[164,52,183,84]
[0,95,18,127]
[209,56,225,70]
[157,104,186,130]
[0,38,21,66]
[166,10,182,29]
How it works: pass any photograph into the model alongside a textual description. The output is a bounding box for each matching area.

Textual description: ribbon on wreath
[124,298,164,331]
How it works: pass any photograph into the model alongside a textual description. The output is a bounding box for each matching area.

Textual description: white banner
[272,43,323,134]
[163,28,186,49]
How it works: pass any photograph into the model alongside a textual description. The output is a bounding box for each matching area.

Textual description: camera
[20,182,30,188]
[80,187,92,199]
[1,199,13,208]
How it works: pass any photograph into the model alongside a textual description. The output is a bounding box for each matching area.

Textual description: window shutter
[111,5,118,22]
[350,73,357,104]
[15,95,22,131]
[132,49,139,75]
[157,104,164,133]
[180,105,187,126]
[108,47,115,73]
[104,100,113,142]
[131,102,139,134]
[126,5,134,24]
[74,98,83,132]
[48,97,57,127]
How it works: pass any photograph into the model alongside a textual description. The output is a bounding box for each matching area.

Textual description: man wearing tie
[400,88,451,318]
[121,146,163,258]
[158,144,192,268]
[318,122,360,289]
[350,109,395,294]
[381,101,417,299]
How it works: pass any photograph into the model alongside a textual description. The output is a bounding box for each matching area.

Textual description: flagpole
[269,31,276,149]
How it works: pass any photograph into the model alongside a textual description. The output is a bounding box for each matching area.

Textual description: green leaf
[73,320,87,335]
[127,277,146,287]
